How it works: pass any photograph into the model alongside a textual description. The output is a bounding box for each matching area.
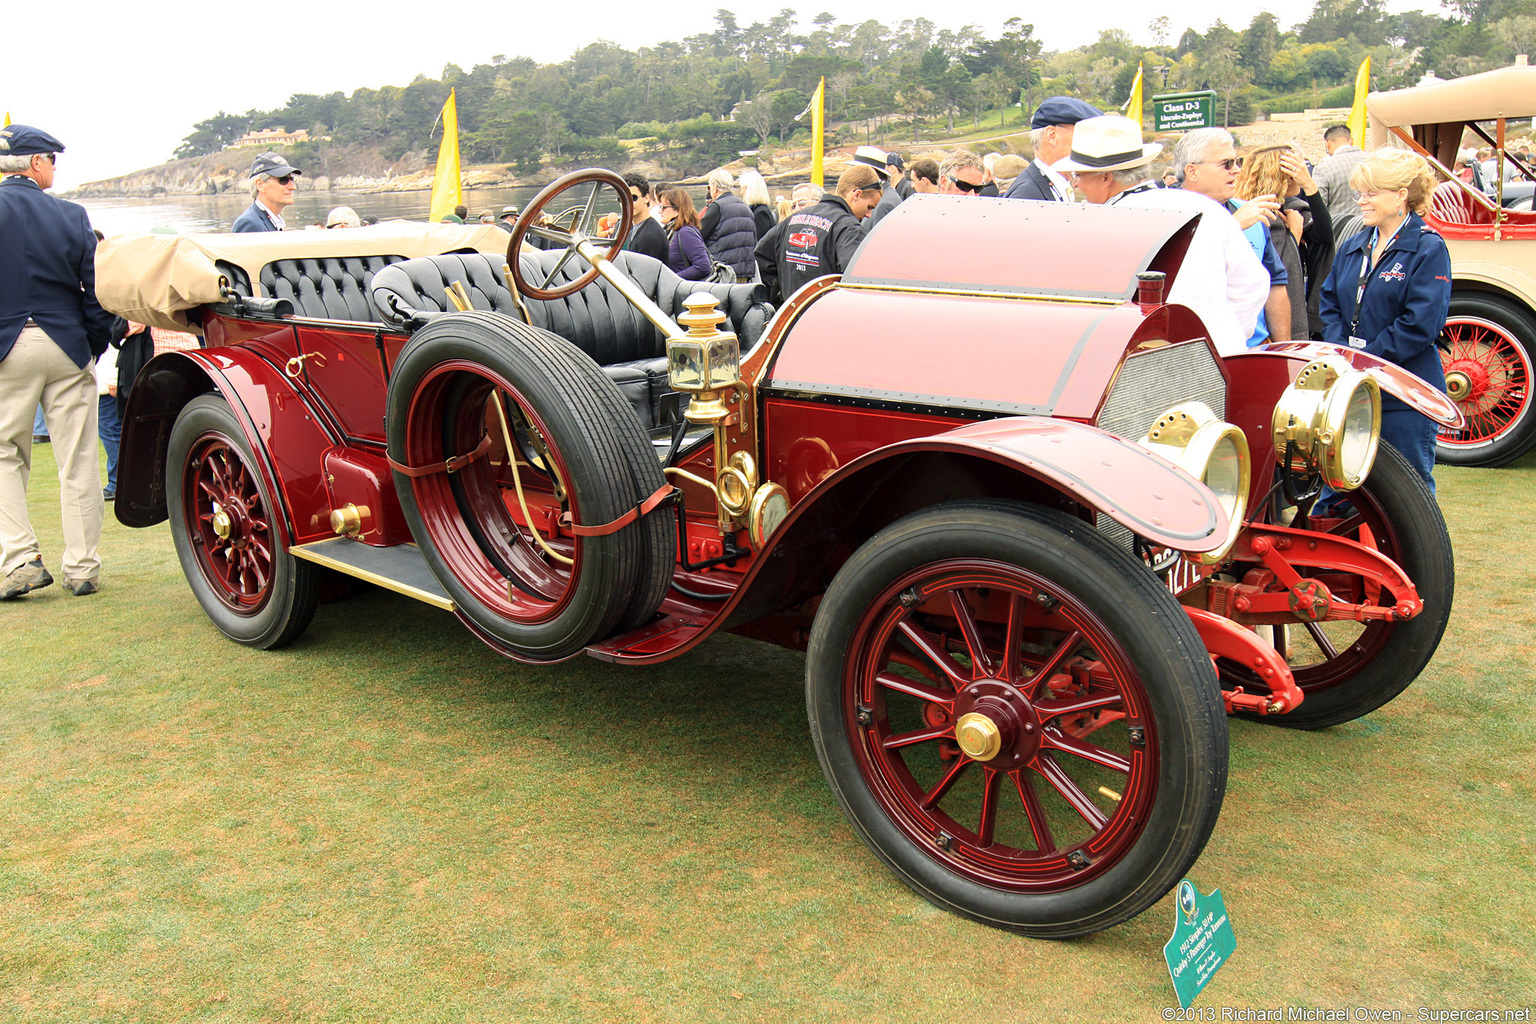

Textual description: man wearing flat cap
[1005,97,1102,203]
[0,125,115,598]
[232,151,301,233]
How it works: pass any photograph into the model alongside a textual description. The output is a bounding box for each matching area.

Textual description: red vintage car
[97,171,1460,938]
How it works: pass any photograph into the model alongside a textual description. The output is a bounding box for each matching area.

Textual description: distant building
[229,127,315,148]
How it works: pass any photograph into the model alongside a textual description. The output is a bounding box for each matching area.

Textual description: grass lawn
[3,441,1534,1022]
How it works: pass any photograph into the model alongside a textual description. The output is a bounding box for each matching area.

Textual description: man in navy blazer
[0,125,114,598]
[1005,97,1102,203]
[232,151,301,232]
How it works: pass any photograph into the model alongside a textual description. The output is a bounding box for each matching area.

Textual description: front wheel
[806,500,1228,938]
[167,394,319,649]
[1436,294,1536,467]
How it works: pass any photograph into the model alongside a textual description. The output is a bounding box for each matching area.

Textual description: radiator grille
[1094,342,1228,593]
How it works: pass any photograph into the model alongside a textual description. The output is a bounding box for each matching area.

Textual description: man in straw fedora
[1058,115,1268,356]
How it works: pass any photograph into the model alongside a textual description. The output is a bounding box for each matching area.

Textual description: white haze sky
[8,0,1442,191]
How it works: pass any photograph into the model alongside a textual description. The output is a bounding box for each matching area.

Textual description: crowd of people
[5,100,1498,597]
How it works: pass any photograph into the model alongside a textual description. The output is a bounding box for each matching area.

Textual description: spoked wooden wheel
[1435,296,1536,467]
[386,313,673,661]
[167,395,319,649]
[807,500,1227,937]
[1231,444,1455,729]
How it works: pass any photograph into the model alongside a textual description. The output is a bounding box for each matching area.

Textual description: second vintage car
[97,174,1460,938]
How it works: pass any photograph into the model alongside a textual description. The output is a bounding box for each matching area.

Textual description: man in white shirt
[1058,116,1269,357]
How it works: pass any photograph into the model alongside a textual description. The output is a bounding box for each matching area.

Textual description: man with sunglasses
[232,152,302,233]
[0,125,114,598]
[620,173,669,264]
[755,165,883,304]
[939,152,987,195]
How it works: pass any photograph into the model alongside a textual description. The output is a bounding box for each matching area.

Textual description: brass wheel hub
[952,681,1040,764]
[211,508,233,541]
[1443,369,1472,401]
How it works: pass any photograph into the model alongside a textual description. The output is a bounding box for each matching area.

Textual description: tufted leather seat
[260,255,409,321]
[368,250,775,428]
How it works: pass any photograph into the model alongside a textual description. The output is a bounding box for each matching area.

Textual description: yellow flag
[1123,63,1144,128]
[429,89,464,223]
[810,77,825,189]
[1347,56,1371,149]
[3,112,10,127]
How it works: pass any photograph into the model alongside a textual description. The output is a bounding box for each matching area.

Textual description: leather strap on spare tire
[385,312,676,661]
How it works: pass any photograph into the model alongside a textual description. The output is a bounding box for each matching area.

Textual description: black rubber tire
[1435,293,1536,467]
[806,499,1229,938]
[167,394,320,649]
[1240,443,1455,729]
[386,313,673,661]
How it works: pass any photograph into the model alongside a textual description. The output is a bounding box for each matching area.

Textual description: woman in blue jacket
[1319,149,1451,490]
[657,188,711,282]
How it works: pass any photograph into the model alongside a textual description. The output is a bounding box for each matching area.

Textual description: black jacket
[700,190,757,277]
[755,193,865,303]
[623,217,670,264]
[0,175,114,368]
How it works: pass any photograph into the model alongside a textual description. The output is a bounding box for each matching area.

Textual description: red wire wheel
[167,395,318,649]
[807,501,1227,937]
[1435,296,1536,467]
[386,313,673,661]
[1231,444,1454,729]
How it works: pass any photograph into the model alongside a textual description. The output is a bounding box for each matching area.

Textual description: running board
[290,538,456,611]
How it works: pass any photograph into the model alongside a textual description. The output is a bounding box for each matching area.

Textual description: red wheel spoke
[919,756,970,810]
[948,590,994,676]
[1011,770,1057,852]
[1001,592,1024,683]
[875,670,956,706]
[896,617,973,689]
[881,723,955,750]
[1035,689,1124,718]
[976,768,1004,848]
[1033,754,1109,830]
[1042,727,1132,774]
[1021,629,1083,699]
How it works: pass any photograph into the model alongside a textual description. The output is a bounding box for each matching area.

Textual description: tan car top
[95,222,513,331]
[1368,65,1536,145]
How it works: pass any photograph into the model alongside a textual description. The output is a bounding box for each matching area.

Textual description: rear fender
[116,349,338,546]
[726,415,1229,626]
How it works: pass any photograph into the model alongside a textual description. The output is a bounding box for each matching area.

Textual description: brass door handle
[284,352,327,378]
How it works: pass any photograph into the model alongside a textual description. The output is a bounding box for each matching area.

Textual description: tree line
[174,0,1536,173]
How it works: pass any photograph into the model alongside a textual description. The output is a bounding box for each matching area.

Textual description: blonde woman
[737,168,777,240]
[1319,148,1450,488]
[1236,146,1333,340]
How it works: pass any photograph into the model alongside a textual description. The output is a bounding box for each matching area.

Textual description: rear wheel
[387,313,673,661]
[168,394,319,649]
[806,500,1228,937]
[1436,294,1536,467]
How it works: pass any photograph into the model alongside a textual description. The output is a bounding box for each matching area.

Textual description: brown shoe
[1,560,54,599]
[63,578,99,597]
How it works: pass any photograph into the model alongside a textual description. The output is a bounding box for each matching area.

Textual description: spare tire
[386,312,675,661]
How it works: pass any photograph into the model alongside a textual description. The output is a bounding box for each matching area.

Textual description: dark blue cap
[0,124,65,156]
[1030,97,1102,130]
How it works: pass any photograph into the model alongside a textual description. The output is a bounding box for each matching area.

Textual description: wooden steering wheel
[506,169,634,301]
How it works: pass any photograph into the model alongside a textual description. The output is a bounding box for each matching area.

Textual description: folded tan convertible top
[95,222,512,331]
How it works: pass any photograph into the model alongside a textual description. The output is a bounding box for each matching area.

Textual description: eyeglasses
[273,174,295,186]
[1353,189,1403,202]
[948,177,985,193]
[1192,158,1238,171]
[44,153,57,165]
[629,191,644,201]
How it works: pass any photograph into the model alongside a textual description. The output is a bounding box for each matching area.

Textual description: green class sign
[1163,879,1236,1008]
[1153,91,1218,132]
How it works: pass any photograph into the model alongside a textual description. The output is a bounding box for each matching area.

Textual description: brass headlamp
[1271,355,1381,491]
[1140,401,1251,564]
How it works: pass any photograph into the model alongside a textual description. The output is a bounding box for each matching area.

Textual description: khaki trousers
[0,325,103,581]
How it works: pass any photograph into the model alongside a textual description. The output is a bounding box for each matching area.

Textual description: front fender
[1254,341,1464,428]
[116,349,339,545]
[799,416,1231,552]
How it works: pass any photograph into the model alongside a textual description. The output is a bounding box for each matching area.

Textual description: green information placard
[1163,879,1236,1008]
[1153,91,1218,132]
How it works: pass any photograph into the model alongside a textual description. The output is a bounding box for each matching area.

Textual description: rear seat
[261,255,408,321]
[367,250,775,429]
